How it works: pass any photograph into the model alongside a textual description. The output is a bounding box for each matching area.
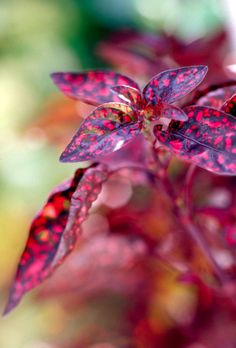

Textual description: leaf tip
[3,302,14,316]
[59,151,71,163]
[2,288,21,316]
[199,65,208,76]
[59,149,82,163]
[50,72,61,84]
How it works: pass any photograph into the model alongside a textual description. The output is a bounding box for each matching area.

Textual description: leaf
[98,30,173,56]
[162,104,188,121]
[143,66,208,105]
[225,226,236,246]
[154,106,236,175]
[96,33,170,79]
[173,31,226,67]
[111,85,142,106]
[51,71,139,106]
[38,235,148,299]
[221,94,236,116]
[194,82,236,109]
[4,164,108,314]
[60,105,140,162]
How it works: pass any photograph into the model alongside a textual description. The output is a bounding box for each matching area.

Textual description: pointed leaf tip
[50,71,139,105]
[143,65,208,105]
[59,105,140,163]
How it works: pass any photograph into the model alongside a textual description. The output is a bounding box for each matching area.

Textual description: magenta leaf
[4,164,108,314]
[51,71,139,106]
[60,105,140,162]
[143,66,208,105]
[221,94,236,116]
[155,106,236,175]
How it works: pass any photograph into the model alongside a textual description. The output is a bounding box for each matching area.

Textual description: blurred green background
[0,0,229,347]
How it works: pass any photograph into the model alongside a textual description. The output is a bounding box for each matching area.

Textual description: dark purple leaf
[155,106,236,175]
[51,71,139,106]
[143,66,208,105]
[60,105,140,162]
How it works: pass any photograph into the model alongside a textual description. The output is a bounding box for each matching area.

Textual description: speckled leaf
[49,164,108,267]
[143,66,208,105]
[155,106,236,175]
[221,94,236,116]
[51,71,139,106]
[4,164,109,314]
[111,85,142,106]
[60,106,140,162]
[162,104,188,121]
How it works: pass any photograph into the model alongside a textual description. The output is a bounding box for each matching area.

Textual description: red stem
[152,152,228,286]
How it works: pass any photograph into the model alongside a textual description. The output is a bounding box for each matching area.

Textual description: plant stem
[152,152,228,286]
[183,163,196,216]
[118,156,228,286]
[177,212,228,286]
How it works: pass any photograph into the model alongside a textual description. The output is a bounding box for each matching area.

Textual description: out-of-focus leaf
[221,94,236,116]
[4,164,108,314]
[39,235,148,299]
[194,82,236,109]
[26,96,93,147]
[96,30,172,79]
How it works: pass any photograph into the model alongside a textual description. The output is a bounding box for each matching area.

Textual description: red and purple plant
[5,61,236,347]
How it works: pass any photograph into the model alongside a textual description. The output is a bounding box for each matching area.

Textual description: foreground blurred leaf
[4,164,108,314]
